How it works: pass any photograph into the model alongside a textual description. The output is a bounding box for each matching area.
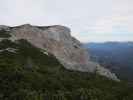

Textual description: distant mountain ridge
[84,42,133,82]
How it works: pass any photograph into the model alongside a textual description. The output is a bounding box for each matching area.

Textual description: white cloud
[0,0,132,42]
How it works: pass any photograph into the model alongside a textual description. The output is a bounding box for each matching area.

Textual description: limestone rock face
[0,24,119,81]
[9,24,97,72]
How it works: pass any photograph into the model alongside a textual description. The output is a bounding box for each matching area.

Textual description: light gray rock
[96,65,120,81]
[0,48,17,53]
[1,24,119,81]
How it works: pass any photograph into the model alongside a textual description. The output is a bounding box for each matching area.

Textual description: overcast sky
[0,0,133,42]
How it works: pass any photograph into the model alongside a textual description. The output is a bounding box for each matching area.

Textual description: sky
[0,0,133,42]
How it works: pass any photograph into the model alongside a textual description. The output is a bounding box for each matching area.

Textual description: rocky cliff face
[0,24,119,81]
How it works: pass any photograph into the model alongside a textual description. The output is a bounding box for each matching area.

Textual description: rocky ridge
[0,24,119,81]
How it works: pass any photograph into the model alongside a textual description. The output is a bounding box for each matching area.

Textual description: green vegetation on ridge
[0,38,133,100]
[0,30,11,38]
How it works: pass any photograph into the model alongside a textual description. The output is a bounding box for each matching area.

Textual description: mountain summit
[0,24,119,81]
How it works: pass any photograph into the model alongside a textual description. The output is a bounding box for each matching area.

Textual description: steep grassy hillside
[0,38,133,100]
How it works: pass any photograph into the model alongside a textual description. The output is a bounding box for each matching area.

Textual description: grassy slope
[0,31,133,100]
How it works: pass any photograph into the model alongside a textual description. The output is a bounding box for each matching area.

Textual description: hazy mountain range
[84,42,133,82]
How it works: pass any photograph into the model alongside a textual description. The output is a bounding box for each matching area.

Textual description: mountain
[0,24,119,81]
[0,25,133,99]
[84,42,133,82]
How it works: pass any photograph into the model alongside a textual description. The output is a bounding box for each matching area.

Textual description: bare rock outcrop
[0,24,119,81]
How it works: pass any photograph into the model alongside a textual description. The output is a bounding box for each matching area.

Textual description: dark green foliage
[0,30,11,38]
[0,39,133,100]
